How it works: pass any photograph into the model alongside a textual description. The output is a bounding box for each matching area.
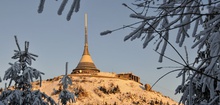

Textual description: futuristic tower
[71,14,100,74]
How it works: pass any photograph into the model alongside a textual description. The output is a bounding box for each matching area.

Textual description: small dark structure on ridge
[116,73,140,83]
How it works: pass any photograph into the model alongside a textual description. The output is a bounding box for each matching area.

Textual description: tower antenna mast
[85,13,88,46]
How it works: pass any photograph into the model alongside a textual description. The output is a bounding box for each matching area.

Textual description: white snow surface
[32,72,178,105]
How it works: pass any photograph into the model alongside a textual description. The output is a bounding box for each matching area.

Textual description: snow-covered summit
[32,72,178,105]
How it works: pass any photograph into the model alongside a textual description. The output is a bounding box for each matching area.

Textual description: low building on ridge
[116,73,140,83]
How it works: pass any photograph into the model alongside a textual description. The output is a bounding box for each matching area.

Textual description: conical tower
[71,14,100,74]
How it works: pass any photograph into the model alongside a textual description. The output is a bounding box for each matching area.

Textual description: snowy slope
[32,72,178,105]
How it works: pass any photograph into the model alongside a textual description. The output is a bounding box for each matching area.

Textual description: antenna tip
[85,13,88,27]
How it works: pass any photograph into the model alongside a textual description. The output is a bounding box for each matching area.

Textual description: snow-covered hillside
[32,72,178,105]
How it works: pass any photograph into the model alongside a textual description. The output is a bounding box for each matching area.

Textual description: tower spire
[83,13,89,55]
[71,13,100,74]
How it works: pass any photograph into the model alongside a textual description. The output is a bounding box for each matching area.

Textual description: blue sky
[0,0,199,101]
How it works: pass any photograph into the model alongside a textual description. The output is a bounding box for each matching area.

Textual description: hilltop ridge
[32,72,178,105]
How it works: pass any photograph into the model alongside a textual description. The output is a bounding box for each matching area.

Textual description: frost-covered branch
[38,0,81,21]
[38,0,45,13]
[101,0,219,60]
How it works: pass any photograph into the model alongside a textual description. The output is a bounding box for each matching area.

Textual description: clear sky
[0,0,199,102]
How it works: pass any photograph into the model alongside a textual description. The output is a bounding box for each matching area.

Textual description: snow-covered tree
[58,62,75,105]
[0,36,57,105]
[100,0,220,105]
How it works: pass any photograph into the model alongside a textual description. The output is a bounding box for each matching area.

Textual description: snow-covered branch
[38,0,81,21]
